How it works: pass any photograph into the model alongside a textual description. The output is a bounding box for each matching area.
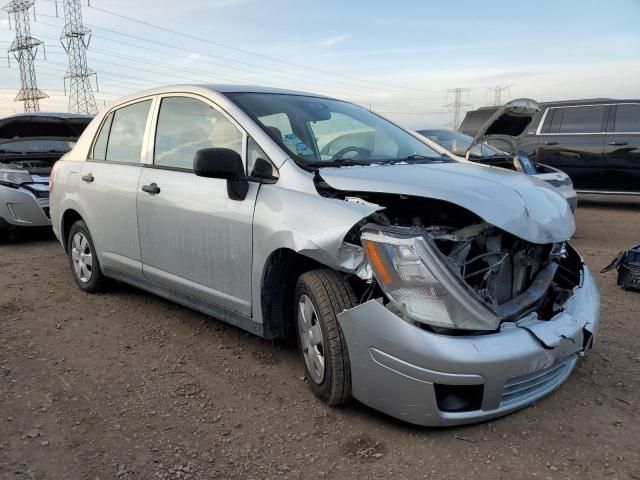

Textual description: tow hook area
[581,326,595,355]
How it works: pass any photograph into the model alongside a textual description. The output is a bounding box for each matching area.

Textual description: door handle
[81,173,94,183]
[141,183,161,195]
[608,141,628,146]
[543,141,558,146]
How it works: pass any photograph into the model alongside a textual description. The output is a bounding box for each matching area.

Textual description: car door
[535,105,607,190]
[603,103,640,192]
[136,94,258,316]
[77,98,154,277]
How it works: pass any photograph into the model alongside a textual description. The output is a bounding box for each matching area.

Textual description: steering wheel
[331,146,371,160]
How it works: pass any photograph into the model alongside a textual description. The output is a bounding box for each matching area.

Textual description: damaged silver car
[49,85,600,426]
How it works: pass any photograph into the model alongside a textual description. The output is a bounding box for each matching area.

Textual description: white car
[415,128,578,212]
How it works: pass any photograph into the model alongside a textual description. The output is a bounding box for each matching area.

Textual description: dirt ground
[1,198,639,480]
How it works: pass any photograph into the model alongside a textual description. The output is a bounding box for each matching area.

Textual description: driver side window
[154,96,243,170]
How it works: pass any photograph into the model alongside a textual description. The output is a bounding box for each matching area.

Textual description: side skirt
[102,266,267,338]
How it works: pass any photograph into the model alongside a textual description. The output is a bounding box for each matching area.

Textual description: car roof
[110,84,335,105]
[471,98,640,112]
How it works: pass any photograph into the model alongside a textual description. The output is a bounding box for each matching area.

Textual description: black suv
[460,99,640,194]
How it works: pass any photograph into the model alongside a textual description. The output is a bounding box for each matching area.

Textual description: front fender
[250,163,381,326]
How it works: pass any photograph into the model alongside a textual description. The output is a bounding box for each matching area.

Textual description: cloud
[316,34,350,48]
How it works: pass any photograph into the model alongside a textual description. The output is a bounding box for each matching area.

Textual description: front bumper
[338,265,599,427]
[0,183,51,229]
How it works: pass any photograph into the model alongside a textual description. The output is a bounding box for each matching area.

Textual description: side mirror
[193,148,249,201]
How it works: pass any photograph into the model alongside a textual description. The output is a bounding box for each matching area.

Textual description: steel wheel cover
[298,294,325,384]
[71,232,93,283]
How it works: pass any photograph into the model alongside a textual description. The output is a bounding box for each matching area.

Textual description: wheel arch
[61,208,84,252]
[260,248,326,340]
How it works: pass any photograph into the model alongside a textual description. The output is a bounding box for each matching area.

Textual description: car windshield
[226,92,447,168]
[417,129,505,158]
[0,139,75,154]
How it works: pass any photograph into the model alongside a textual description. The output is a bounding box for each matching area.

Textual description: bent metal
[49,84,599,426]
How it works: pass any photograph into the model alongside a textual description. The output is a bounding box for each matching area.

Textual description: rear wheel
[67,220,105,293]
[295,269,357,406]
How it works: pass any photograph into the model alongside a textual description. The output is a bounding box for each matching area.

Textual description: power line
[444,88,471,130]
[35,19,412,96]
[32,36,437,115]
[3,0,48,111]
[10,9,443,117]
[33,18,444,107]
[84,4,441,97]
[60,0,97,114]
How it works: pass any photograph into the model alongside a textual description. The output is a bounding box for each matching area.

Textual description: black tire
[295,269,357,406]
[67,220,105,293]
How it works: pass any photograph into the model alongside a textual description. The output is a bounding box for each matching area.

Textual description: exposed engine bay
[0,157,57,176]
[320,184,582,332]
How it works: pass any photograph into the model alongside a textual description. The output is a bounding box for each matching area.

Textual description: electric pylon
[444,88,471,130]
[3,0,48,112]
[60,0,97,114]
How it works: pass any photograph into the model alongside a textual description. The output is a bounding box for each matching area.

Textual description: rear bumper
[0,184,51,229]
[338,265,599,427]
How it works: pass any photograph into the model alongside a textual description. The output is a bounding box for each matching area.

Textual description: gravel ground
[1,201,639,480]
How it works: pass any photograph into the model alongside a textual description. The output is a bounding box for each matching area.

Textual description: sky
[0,0,639,128]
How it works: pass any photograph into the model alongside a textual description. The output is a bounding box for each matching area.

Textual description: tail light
[49,161,59,193]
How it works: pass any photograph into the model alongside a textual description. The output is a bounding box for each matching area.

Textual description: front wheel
[295,269,357,406]
[67,220,106,293]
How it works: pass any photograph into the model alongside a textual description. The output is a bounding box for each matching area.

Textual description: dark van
[460,99,640,194]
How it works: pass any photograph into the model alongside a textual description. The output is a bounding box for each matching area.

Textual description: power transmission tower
[3,0,48,112]
[487,84,512,106]
[444,88,471,130]
[60,0,97,114]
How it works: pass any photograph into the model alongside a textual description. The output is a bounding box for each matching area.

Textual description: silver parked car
[0,113,92,239]
[50,85,599,426]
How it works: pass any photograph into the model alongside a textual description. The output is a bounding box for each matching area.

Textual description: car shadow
[0,227,56,245]
[578,195,640,209]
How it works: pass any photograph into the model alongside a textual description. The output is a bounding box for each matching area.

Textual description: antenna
[3,0,48,112]
[444,88,471,130]
[60,0,98,114]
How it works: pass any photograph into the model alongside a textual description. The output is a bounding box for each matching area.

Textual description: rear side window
[613,104,640,132]
[98,100,152,162]
[558,105,605,133]
[541,108,563,134]
[154,96,243,170]
[92,112,113,160]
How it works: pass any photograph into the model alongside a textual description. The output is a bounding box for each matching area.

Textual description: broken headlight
[361,227,500,330]
[0,169,32,186]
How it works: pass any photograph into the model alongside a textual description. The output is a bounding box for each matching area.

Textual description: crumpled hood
[319,161,575,244]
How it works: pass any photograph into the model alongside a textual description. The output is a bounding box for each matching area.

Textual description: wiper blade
[377,155,447,165]
[304,155,449,169]
[305,158,373,168]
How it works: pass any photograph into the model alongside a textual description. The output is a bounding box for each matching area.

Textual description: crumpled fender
[249,161,382,325]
